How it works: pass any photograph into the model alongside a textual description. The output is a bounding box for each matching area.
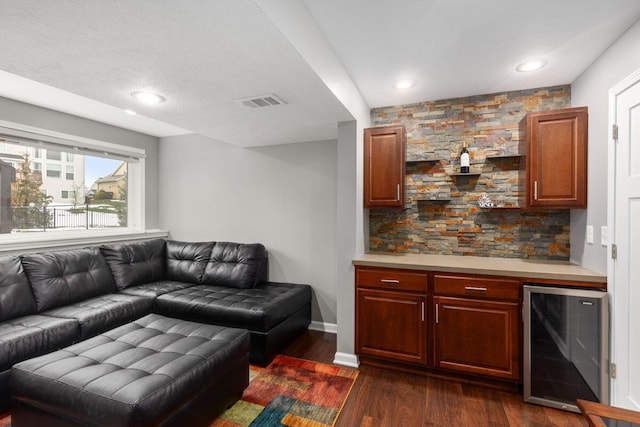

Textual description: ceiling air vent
[236,94,286,109]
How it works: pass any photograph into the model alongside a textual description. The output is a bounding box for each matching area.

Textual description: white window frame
[0,120,157,254]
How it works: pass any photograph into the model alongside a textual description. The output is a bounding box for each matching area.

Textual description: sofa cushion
[155,282,312,331]
[101,239,166,290]
[120,280,196,299]
[201,242,268,289]
[21,248,117,312]
[43,294,153,340]
[166,240,214,284]
[0,315,79,371]
[0,256,37,322]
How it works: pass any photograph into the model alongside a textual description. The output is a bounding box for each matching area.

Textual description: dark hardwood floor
[282,330,588,427]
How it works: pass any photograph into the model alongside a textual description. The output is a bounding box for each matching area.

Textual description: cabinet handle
[396,184,400,201]
[380,279,400,284]
[534,181,538,200]
[435,303,439,324]
[464,286,488,291]
[421,302,425,322]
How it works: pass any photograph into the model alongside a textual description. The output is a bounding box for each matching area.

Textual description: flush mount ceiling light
[130,91,166,104]
[395,79,415,90]
[124,109,137,115]
[516,59,548,72]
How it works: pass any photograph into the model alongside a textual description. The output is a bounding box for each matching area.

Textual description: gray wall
[0,96,161,228]
[570,20,640,274]
[158,134,338,325]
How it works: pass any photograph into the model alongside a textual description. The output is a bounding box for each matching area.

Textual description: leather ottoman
[9,314,249,427]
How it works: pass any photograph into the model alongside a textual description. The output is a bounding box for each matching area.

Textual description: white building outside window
[0,121,146,245]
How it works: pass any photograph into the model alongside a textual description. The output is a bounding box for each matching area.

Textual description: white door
[610,68,640,410]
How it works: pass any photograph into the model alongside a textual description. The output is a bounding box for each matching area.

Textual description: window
[0,122,145,242]
[46,164,61,178]
[46,150,61,161]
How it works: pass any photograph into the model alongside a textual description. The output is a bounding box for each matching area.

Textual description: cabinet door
[433,296,520,381]
[364,126,405,208]
[356,288,426,365]
[526,107,587,208]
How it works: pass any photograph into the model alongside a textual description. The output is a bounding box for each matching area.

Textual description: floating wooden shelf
[449,172,481,177]
[485,154,523,159]
[406,157,443,163]
[416,198,451,202]
[480,205,520,210]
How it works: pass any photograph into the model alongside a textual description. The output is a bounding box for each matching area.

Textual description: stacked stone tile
[369,85,571,260]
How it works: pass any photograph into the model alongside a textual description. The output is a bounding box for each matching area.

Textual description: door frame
[607,66,640,408]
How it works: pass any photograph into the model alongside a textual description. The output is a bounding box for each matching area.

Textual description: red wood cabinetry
[432,274,521,381]
[363,126,405,208]
[355,267,522,383]
[355,267,427,365]
[526,107,588,209]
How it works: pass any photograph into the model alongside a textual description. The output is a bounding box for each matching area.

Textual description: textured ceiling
[303,0,640,107]
[0,0,353,146]
[1,1,640,145]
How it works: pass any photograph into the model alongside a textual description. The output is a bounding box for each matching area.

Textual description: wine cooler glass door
[524,284,609,412]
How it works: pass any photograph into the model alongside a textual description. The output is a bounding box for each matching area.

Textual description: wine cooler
[523,284,609,412]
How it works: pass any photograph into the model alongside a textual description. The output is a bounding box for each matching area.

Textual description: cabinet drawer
[434,275,520,301]
[356,267,427,292]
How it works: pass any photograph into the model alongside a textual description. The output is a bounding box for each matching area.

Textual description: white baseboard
[309,321,337,334]
[333,352,359,368]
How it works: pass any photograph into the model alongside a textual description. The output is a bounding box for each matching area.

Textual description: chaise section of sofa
[156,281,311,365]
[100,239,311,365]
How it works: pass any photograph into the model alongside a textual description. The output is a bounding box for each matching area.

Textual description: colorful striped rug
[212,355,358,427]
[0,355,357,427]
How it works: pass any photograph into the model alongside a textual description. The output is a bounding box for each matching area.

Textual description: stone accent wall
[369,85,572,260]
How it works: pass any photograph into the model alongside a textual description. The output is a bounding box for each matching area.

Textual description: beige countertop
[353,252,607,284]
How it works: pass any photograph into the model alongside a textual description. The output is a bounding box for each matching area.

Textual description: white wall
[0,96,161,228]
[158,134,338,324]
[570,19,640,274]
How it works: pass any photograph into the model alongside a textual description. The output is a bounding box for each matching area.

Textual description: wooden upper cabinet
[364,126,406,208]
[525,107,588,209]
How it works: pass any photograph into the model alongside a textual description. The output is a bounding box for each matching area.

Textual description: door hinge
[612,124,619,141]
[611,363,617,379]
[612,243,617,260]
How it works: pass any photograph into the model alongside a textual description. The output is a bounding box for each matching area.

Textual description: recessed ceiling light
[395,79,415,90]
[516,59,548,72]
[124,109,137,115]
[130,91,166,104]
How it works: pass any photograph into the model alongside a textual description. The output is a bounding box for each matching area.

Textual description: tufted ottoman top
[10,314,249,426]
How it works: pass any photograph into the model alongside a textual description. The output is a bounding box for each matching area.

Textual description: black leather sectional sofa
[0,239,312,413]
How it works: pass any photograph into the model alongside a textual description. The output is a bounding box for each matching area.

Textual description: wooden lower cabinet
[355,266,522,383]
[356,288,427,365]
[433,296,520,381]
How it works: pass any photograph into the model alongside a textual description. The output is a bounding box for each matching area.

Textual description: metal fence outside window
[11,203,127,231]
